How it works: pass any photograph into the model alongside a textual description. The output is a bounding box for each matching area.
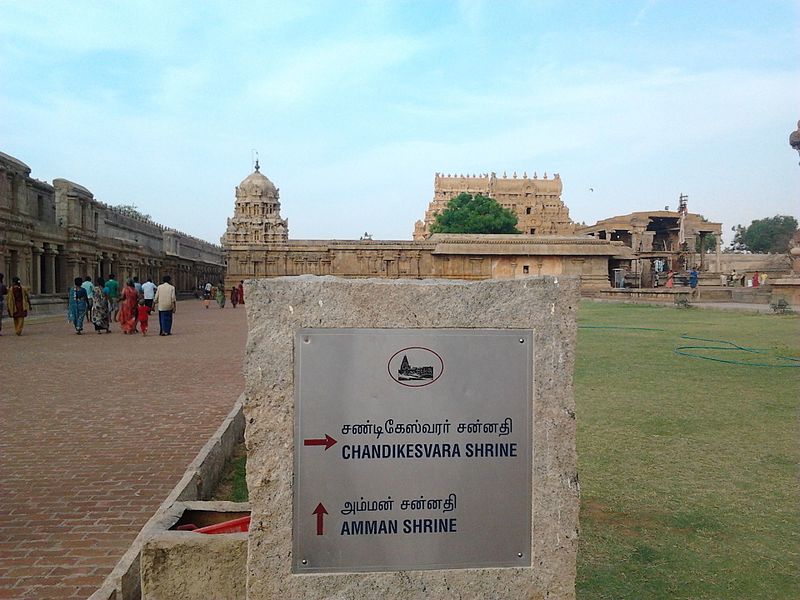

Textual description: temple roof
[238,167,277,196]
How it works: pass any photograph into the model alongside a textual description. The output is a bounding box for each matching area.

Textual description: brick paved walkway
[0,300,248,599]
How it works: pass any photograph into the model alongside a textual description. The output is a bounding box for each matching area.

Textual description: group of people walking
[1,271,178,337]
[67,274,177,335]
[203,280,245,310]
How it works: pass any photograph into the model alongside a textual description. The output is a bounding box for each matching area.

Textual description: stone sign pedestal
[243,275,580,599]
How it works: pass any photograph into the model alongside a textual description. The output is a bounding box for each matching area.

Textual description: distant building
[222,164,628,290]
[414,171,575,239]
[577,205,722,287]
[0,151,224,305]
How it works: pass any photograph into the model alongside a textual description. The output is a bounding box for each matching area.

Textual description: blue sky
[1,0,798,245]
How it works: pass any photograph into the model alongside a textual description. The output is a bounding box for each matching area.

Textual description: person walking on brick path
[216,283,226,308]
[137,298,150,336]
[67,277,89,334]
[230,283,239,308]
[91,276,112,333]
[106,273,120,321]
[118,279,138,334]
[0,273,7,336]
[203,281,212,308]
[238,280,245,305]
[81,276,95,309]
[132,276,143,330]
[142,277,157,313]
[5,276,31,336]
[154,274,177,335]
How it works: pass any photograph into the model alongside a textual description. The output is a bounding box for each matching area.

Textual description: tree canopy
[429,192,520,235]
[732,215,798,253]
[114,204,152,221]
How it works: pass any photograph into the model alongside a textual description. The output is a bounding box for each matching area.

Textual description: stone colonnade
[3,242,224,296]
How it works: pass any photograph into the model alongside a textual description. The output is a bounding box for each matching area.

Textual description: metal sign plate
[293,329,533,573]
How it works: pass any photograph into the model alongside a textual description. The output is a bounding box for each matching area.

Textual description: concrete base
[30,295,68,315]
[140,502,249,600]
[770,278,800,309]
[599,286,772,304]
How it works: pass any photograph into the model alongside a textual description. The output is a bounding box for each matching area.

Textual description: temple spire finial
[252,149,260,172]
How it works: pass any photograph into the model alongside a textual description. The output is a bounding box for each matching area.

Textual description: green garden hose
[578,326,800,368]
[674,335,800,368]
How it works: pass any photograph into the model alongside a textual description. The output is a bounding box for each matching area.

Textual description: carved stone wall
[414,171,576,239]
[222,166,626,291]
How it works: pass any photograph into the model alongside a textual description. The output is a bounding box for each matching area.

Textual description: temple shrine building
[222,163,630,290]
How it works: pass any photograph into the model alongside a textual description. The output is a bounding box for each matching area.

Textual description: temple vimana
[1,151,224,311]
[223,163,723,290]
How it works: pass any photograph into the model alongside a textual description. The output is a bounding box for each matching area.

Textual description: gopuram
[1,151,224,308]
[223,163,627,290]
[414,171,575,239]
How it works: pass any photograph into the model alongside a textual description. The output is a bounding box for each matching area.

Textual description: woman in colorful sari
[118,279,138,334]
[6,276,31,336]
[67,277,89,334]
[216,283,226,308]
[91,277,111,333]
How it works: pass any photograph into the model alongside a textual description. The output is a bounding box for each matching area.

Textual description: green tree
[732,215,798,253]
[115,204,152,221]
[430,193,520,234]
[695,234,716,252]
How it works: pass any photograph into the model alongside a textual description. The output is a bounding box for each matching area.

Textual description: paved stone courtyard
[0,300,248,599]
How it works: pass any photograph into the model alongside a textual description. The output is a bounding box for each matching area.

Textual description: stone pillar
[715,235,721,272]
[9,250,19,280]
[44,246,57,294]
[67,255,82,286]
[699,233,706,271]
[32,247,43,295]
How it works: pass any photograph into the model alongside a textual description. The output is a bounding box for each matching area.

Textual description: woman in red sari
[118,280,139,334]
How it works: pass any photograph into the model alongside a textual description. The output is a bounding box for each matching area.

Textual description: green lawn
[575,301,800,599]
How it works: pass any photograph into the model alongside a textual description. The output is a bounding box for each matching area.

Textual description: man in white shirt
[153,275,177,336]
[81,276,95,308]
[141,277,157,313]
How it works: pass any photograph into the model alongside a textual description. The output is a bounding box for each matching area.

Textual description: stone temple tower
[222,160,288,248]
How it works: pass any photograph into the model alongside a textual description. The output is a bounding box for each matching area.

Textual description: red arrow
[303,434,337,450]
[313,503,328,535]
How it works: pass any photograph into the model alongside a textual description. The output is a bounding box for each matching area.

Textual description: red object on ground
[194,516,251,534]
